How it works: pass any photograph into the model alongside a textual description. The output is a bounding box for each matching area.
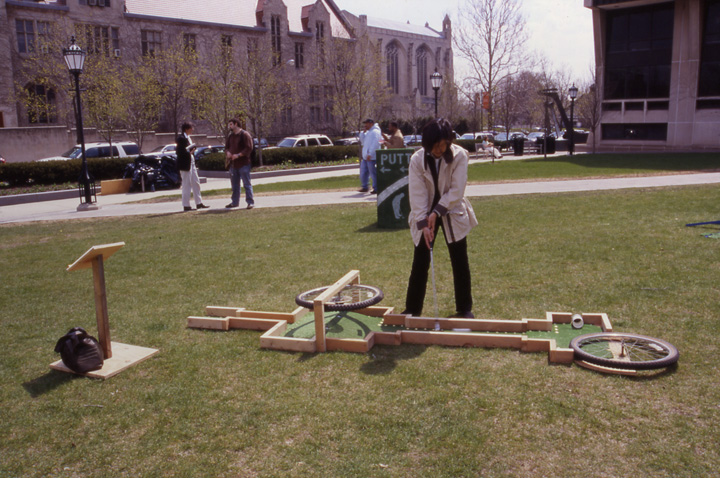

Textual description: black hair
[421,118,453,151]
[181,122,194,132]
[389,121,399,128]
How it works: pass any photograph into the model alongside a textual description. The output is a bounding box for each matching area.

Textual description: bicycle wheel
[295,284,384,311]
[570,332,679,370]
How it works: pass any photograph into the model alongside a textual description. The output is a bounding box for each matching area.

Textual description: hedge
[0,142,475,187]
[0,157,134,187]
[196,145,362,170]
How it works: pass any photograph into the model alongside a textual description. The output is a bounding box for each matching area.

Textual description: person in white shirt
[358,118,382,193]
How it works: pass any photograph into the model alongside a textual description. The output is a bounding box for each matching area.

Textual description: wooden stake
[91,256,112,359]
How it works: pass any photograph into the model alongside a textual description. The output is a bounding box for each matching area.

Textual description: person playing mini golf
[403,118,478,318]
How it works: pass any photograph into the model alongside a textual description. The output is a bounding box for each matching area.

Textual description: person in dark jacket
[176,122,208,211]
[225,118,255,209]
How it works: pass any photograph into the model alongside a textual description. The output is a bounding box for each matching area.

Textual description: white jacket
[408,143,478,246]
[361,123,382,161]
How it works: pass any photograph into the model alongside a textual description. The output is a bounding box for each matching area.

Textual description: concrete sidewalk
[2,158,720,224]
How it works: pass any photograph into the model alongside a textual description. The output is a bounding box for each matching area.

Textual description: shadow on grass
[23,371,78,398]
[357,222,408,234]
[360,344,427,375]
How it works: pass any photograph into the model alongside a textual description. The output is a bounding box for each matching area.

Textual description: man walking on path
[358,118,382,194]
[225,118,255,209]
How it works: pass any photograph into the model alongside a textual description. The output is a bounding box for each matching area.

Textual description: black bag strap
[425,153,441,212]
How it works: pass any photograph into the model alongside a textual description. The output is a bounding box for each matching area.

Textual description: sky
[332,0,595,82]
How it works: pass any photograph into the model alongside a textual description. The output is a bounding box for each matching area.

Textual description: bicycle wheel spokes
[570,333,679,370]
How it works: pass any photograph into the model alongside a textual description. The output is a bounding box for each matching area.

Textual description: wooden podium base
[50,342,159,380]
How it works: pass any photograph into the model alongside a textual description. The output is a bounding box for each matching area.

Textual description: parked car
[334,137,360,146]
[459,132,494,142]
[194,144,225,160]
[0,153,6,164]
[403,134,422,146]
[253,138,269,149]
[37,141,140,162]
[144,143,177,159]
[271,134,333,148]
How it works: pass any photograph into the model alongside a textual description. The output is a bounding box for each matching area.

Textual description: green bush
[454,140,476,152]
[0,157,135,187]
[195,146,362,171]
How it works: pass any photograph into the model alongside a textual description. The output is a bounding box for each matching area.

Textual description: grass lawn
[1,179,720,476]
[173,152,720,199]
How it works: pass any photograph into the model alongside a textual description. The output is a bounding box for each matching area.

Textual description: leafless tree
[316,35,391,136]
[454,0,531,129]
[155,41,200,134]
[190,40,245,141]
[83,53,127,150]
[577,65,602,153]
[237,37,293,165]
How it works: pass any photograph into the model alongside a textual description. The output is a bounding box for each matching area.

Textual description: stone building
[585,0,720,151]
[0,0,453,145]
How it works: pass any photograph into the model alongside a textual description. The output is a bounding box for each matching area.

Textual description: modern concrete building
[585,0,720,151]
[0,0,452,155]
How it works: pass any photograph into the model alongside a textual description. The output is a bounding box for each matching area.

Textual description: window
[221,35,232,48]
[310,106,322,123]
[309,86,321,103]
[698,0,720,97]
[16,19,35,54]
[316,21,325,69]
[294,42,304,68]
[77,24,119,56]
[247,38,258,59]
[141,30,162,57]
[604,3,674,99]
[281,107,292,125]
[25,83,56,124]
[386,44,399,94]
[601,123,667,141]
[184,34,196,53]
[416,48,428,96]
[271,15,281,65]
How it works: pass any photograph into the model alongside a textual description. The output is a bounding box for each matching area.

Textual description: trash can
[512,137,524,156]
[545,136,556,154]
[376,148,413,229]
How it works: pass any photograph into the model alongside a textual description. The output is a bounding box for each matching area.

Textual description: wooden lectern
[50,242,158,379]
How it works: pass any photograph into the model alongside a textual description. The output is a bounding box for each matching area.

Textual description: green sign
[376,148,413,229]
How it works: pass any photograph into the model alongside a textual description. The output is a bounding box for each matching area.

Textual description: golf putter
[430,245,440,330]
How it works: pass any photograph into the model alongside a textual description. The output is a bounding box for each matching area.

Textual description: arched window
[386,44,399,94]
[416,48,428,96]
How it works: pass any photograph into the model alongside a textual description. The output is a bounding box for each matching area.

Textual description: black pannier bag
[54,327,104,373]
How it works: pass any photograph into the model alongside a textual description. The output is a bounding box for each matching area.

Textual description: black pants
[404,223,472,316]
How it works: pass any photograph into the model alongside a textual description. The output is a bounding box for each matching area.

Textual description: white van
[37,141,140,162]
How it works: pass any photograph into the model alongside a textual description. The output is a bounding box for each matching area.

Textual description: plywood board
[187,316,230,330]
[50,342,158,379]
[67,243,125,272]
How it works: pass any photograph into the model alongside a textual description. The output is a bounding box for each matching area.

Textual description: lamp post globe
[63,36,97,209]
[568,84,578,156]
[430,68,442,117]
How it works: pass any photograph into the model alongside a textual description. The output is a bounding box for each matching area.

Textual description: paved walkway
[2,155,720,225]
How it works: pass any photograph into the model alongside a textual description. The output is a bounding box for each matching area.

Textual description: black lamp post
[568,84,578,156]
[430,68,443,117]
[63,36,97,210]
